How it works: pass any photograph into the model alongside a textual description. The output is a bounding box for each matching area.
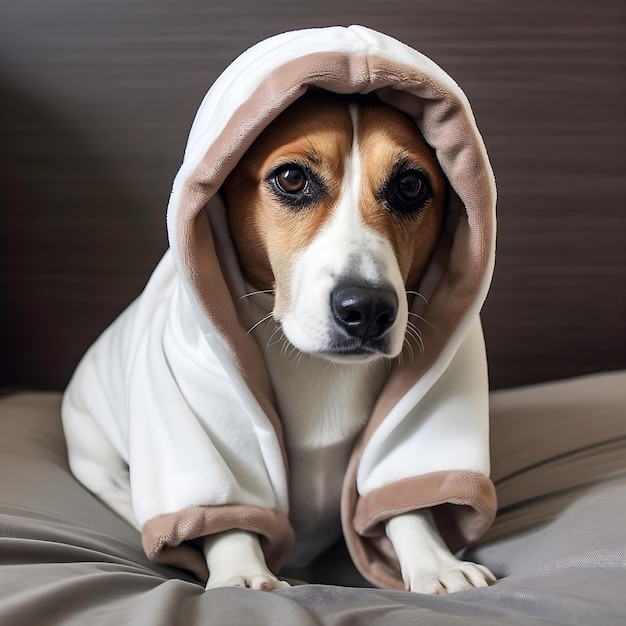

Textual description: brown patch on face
[355,102,446,291]
[222,93,353,312]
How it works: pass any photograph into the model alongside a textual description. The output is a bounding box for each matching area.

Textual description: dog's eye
[397,173,425,201]
[267,163,324,209]
[385,169,432,216]
[274,167,308,194]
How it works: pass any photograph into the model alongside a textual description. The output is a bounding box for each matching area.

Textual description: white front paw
[206,572,291,592]
[404,560,496,595]
[203,530,290,592]
[386,511,497,595]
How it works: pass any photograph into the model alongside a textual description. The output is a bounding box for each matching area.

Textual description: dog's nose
[331,286,398,341]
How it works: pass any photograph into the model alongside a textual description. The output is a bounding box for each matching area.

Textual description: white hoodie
[62,25,497,590]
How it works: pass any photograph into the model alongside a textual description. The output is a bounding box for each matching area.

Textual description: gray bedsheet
[1,372,625,625]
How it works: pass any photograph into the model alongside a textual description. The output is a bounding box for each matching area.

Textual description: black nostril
[331,285,398,341]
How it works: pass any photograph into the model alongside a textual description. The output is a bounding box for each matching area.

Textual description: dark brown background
[1,0,624,391]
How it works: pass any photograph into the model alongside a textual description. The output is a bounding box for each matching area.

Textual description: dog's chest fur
[249,294,390,563]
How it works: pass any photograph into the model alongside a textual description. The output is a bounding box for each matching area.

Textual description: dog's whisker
[403,327,417,361]
[281,338,296,359]
[239,289,275,300]
[284,341,293,358]
[265,323,281,350]
[407,311,435,330]
[266,326,284,349]
[406,321,424,349]
[406,331,422,354]
[405,321,425,355]
[413,333,425,355]
[405,290,429,306]
[295,351,305,369]
[247,313,274,334]
[287,343,300,361]
[322,360,342,375]
[284,341,296,362]
[282,341,291,358]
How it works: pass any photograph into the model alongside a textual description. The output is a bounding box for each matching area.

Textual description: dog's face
[223,93,446,362]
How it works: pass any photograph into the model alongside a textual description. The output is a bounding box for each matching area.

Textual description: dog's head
[223,92,446,362]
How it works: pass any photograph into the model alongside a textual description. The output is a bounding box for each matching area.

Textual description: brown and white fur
[204,93,496,594]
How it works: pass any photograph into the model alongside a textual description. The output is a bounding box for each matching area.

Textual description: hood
[165,25,496,431]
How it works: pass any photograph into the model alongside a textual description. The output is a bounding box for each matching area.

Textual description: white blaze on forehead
[278,101,408,357]
[308,103,393,285]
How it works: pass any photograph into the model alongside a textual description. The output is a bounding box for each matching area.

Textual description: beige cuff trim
[344,470,497,590]
[142,505,294,583]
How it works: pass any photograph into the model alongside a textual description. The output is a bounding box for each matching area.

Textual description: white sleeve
[357,316,490,495]
[63,252,289,529]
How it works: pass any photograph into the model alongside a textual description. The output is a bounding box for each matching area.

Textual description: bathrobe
[62,25,497,590]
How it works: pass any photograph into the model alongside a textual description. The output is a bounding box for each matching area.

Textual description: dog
[202,91,497,594]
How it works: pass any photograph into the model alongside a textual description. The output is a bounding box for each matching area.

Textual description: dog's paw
[386,510,497,595]
[404,560,496,595]
[206,572,291,592]
[203,529,290,592]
